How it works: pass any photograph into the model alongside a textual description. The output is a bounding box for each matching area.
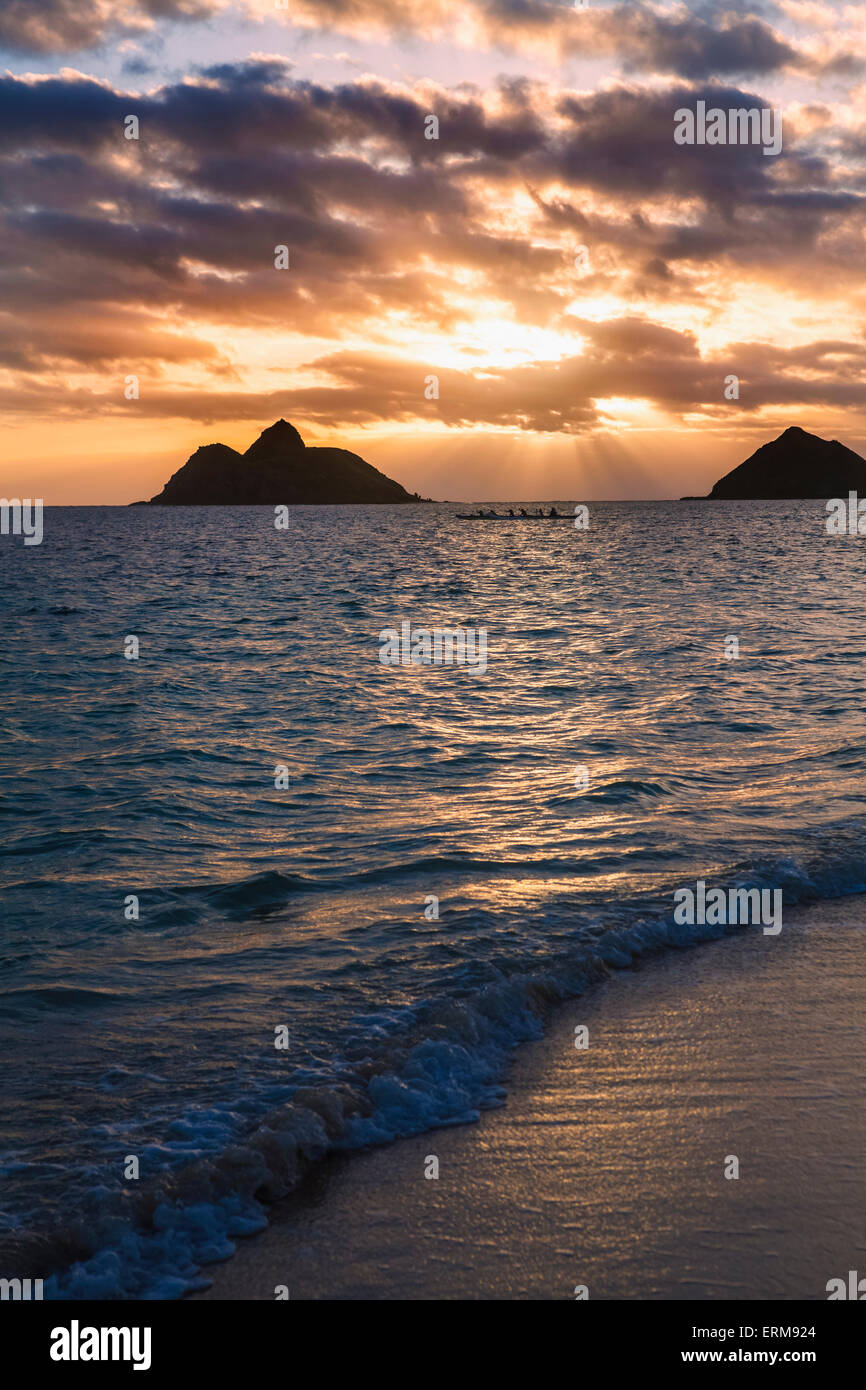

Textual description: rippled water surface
[2,500,866,1296]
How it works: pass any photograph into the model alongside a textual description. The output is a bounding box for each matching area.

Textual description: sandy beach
[192,894,866,1300]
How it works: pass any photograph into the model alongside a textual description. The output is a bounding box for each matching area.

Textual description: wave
[7,825,864,1300]
[551,778,675,806]
[130,871,317,926]
[116,855,648,921]
[0,986,124,1018]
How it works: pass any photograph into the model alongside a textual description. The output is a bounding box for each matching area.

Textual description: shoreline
[192,893,866,1300]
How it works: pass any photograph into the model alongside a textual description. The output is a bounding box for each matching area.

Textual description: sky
[1,0,866,502]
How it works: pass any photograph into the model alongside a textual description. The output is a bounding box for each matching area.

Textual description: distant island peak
[683,425,866,499]
[140,421,429,505]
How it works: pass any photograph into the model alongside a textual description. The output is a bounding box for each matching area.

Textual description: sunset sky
[2,0,866,502]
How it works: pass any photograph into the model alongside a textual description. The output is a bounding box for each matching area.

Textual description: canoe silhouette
[457,512,574,520]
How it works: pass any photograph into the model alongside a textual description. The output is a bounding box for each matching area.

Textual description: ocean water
[2,499,866,1299]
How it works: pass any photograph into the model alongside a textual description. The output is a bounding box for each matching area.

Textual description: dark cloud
[1,60,865,431]
[5,327,864,432]
[0,0,857,89]
[0,0,221,54]
[609,8,799,79]
[286,0,829,78]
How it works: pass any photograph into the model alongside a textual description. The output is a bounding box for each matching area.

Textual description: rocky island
[139,420,427,504]
[683,425,866,499]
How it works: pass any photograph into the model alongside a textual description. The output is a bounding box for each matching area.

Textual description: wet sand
[193,895,866,1299]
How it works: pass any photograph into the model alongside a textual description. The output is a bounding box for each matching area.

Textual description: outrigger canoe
[457,512,574,520]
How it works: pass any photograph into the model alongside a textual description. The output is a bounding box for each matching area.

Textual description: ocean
[2,499,865,1298]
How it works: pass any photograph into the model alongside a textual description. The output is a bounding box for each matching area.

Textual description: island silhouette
[140,420,427,505]
[136,421,866,505]
[683,426,866,499]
